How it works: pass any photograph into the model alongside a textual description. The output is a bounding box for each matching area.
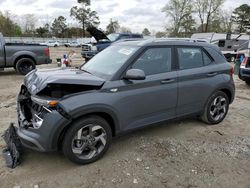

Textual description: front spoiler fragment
[2,123,22,168]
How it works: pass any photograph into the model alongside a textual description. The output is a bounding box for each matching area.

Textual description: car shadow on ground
[16,118,204,169]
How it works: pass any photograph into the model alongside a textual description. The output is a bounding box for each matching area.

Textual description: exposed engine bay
[37,83,102,98]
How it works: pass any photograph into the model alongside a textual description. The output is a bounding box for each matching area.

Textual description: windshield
[81,45,139,79]
[107,34,119,42]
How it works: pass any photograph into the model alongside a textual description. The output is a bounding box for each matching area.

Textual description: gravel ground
[0,47,250,188]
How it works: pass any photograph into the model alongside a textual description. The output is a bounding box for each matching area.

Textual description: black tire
[246,81,250,85]
[201,91,229,125]
[62,115,112,165]
[16,58,36,75]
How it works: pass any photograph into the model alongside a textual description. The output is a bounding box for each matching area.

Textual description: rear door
[115,46,178,131]
[176,46,220,116]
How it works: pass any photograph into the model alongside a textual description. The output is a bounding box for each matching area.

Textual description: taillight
[230,67,234,76]
[240,58,247,68]
[44,48,50,56]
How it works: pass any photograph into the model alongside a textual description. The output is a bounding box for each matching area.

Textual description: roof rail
[153,38,208,43]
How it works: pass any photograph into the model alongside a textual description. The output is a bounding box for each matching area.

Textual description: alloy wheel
[71,124,107,160]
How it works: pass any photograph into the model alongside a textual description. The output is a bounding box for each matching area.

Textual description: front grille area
[82,45,91,51]
[18,85,51,129]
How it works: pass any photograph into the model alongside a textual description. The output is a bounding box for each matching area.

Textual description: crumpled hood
[24,68,105,95]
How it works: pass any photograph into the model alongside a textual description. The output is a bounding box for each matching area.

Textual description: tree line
[162,0,250,37]
[0,0,249,38]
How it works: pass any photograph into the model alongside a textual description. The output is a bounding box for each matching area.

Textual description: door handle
[161,79,175,84]
[207,72,217,77]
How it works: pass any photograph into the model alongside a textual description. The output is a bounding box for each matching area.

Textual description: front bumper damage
[2,85,71,168]
[2,123,22,168]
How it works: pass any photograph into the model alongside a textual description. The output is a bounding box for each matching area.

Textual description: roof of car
[113,38,219,49]
[115,33,142,35]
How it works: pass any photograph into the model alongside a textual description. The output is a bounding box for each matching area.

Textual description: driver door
[115,47,178,131]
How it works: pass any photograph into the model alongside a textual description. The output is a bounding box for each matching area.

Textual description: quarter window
[132,48,172,76]
[203,51,212,65]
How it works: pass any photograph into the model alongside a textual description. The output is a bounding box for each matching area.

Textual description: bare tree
[23,14,36,34]
[106,19,120,34]
[119,26,132,33]
[195,0,224,32]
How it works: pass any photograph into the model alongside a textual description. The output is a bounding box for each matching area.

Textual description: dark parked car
[4,39,235,166]
[239,56,250,85]
[81,27,143,61]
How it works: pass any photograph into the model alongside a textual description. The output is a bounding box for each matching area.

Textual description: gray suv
[6,39,235,165]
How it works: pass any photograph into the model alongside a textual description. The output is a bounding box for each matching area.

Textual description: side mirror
[124,69,146,80]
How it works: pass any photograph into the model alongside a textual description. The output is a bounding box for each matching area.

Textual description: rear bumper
[239,68,250,82]
[36,58,52,65]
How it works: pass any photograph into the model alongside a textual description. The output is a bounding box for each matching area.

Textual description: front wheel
[201,91,229,125]
[62,116,112,165]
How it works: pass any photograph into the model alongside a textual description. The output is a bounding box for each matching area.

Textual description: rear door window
[177,48,203,70]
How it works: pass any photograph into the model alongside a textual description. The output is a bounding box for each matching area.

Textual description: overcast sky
[0,0,249,33]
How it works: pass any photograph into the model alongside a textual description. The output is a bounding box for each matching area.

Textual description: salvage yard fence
[4,37,91,45]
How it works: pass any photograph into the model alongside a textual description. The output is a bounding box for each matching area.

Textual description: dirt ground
[0,47,250,188]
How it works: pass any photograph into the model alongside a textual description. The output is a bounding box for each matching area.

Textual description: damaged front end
[17,85,56,130]
[2,68,105,168]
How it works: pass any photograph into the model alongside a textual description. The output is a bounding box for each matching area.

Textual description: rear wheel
[16,58,36,75]
[201,91,229,125]
[62,116,112,164]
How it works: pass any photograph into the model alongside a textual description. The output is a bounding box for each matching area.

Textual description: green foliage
[51,16,67,38]
[106,19,120,34]
[70,0,99,37]
[232,4,250,33]
[36,26,49,37]
[179,15,196,37]
[64,27,86,38]
[155,31,167,38]
[142,28,151,36]
[0,11,22,37]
